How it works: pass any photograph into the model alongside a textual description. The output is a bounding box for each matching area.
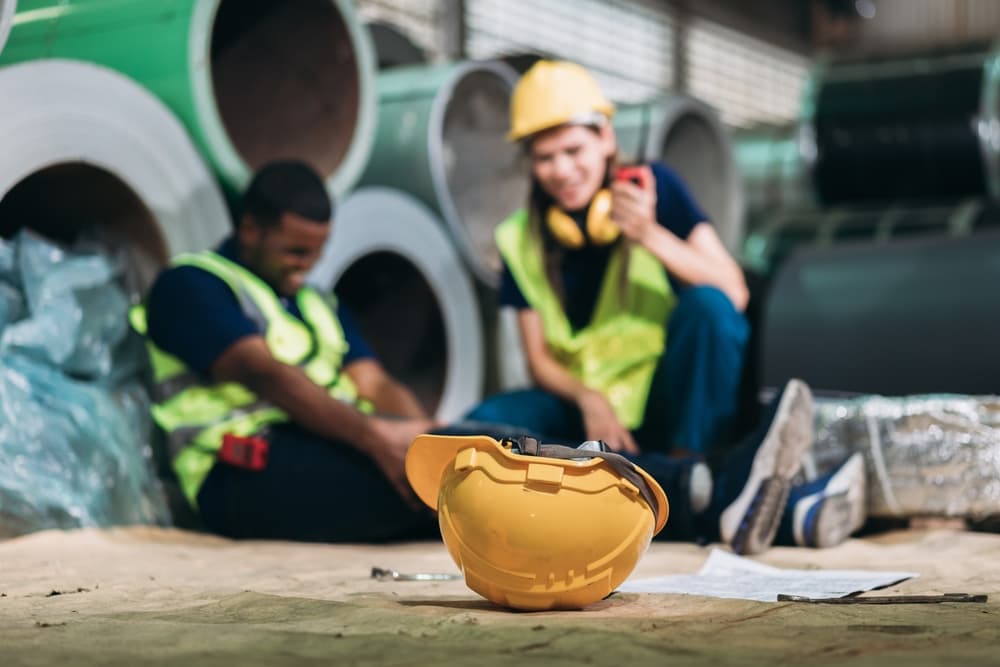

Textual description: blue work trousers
[467,285,749,456]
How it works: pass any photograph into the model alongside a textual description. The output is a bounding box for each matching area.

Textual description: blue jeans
[466,285,749,456]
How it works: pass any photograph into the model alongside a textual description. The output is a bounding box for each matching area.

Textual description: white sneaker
[719,378,815,555]
[787,452,867,548]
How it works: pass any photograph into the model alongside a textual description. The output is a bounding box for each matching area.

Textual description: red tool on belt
[218,433,269,470]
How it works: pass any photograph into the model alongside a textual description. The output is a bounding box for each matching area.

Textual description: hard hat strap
[504,436,663,520]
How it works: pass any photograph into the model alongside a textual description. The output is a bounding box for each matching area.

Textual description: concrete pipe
[0,59,229,296]
[0,0,14,55]
[803,41,1000,205]
[307,187,483,422]
[614,96,746,254]
[358,61,529,286]
[0,0,376,198]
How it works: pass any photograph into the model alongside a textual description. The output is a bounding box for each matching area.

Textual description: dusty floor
[1,526,999,666]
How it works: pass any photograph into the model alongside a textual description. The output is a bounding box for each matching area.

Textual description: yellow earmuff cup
[545,189,621,248]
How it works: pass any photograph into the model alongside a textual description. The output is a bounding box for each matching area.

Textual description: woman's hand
[610,167,657,244]
[577,389,639,454]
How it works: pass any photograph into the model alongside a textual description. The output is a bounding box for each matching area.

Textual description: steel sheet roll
[0,59,229,292]
[358,61,528,286]
[614,97,746,254]
[307,187,483,422]
[0,0,14,55]
[804,42,1000,204]
[0,0,376,198]
[761,232,1000,397]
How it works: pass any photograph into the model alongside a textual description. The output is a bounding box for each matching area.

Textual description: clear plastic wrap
[0,230,169,538]
[812,394,1000,520]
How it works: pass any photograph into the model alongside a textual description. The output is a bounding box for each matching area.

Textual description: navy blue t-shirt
[145,236,374,377]
[498,162,707,330]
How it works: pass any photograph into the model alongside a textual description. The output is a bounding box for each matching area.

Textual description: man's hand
[365,416,439,509]
[576,389,639,454]
[610,168,657,244]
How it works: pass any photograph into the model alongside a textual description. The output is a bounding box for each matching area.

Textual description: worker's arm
[343,358,428,418]
[211,336,431,504]
[610,176,749,311]
[517,309,638,453]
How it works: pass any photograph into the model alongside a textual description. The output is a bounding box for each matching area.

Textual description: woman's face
[529,124,615,211]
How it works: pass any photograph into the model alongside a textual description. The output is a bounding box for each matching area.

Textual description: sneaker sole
[803,453,867,548]
[720,378,814,555]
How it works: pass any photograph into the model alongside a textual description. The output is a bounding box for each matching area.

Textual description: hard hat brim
[405,434,669,535]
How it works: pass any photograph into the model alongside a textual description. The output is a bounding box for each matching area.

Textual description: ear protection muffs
[545,189,620,249]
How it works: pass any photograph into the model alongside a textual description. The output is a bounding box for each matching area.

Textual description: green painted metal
[359,60,525,285]
[0,0,376,197]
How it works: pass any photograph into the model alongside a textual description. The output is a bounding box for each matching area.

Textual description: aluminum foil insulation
[811,394,1000,520]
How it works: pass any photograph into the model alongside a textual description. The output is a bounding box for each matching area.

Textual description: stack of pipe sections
[614,97,746,255]
[811,394,1000,520]
[0,59,230,293]
[307,188,483,422]
[0,0,14,55]
[0,0,377,198]
[358,60,527,287]
[803,41,1000,206]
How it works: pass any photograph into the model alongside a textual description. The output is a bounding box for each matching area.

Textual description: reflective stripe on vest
[495,209,675,429]
[130,251,361,506]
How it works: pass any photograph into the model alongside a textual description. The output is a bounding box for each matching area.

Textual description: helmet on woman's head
[508,60,616,142]
[405,434,668,611]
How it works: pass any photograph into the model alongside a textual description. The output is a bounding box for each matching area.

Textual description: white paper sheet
[618,549,918,602]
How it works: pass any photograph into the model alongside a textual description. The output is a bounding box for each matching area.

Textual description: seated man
[133,160,439,542]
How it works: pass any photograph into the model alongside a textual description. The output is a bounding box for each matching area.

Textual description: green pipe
[0,0,376,197]
[358,60,527,286]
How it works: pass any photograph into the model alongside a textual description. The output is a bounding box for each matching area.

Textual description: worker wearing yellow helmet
[460,61,866,556]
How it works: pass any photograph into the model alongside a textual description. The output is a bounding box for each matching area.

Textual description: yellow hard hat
[508,60,616,142]
[405,434,669,611]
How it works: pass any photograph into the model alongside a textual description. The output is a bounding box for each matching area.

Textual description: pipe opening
[0,163,167,295]
[211,0,359,179]
[442,70,529,277]
[661,113,729,236]
[334,251,446,416]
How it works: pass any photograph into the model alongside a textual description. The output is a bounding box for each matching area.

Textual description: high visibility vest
[130,251,363,507]
[495,210,675,429]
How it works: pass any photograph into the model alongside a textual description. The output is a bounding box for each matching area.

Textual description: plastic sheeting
[0,231,168,538]
[812,394,1000,520]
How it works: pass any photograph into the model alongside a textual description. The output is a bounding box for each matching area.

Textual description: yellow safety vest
[130,251,364,507]
[495,210,675,429]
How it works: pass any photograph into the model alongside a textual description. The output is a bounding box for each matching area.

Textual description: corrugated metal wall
[357,0,450,61]
[465,0,675,103]
[686,17,809,128]
[357,0,810,127]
